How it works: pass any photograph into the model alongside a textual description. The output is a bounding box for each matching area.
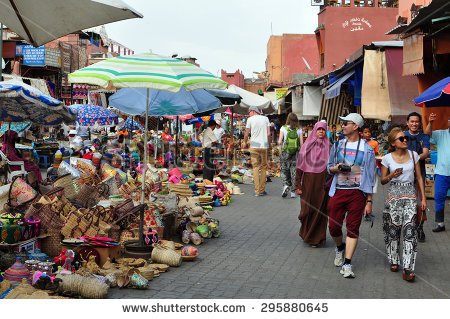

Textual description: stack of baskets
[168,183,193,197]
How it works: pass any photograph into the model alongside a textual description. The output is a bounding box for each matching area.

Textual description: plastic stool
[39,155,50,169]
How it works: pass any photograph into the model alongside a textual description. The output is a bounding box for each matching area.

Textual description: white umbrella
[218,84,275,115]
[0,0,142,46]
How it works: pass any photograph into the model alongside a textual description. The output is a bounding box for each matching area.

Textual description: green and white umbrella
[69,52,227,92]
[69,52,227,245]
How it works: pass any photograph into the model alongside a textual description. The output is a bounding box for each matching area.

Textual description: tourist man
[424,113,450,233]
[404,112,430,241]
[327,113,375,278]
[243,105,270,196]
[202,120,219,182]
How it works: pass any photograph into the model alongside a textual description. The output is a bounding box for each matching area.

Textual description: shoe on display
[282,185,289,198]
[290,192,296,198]
[340,264,355,278]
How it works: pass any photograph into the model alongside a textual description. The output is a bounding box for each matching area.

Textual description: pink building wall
[317,5,398,75]
[221,69,245,88]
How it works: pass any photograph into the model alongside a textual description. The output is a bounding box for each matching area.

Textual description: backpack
[283,125,299,155]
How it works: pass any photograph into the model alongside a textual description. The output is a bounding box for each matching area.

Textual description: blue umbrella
[119,117,144,131]
[0,80,75,126]
[414,77,450,107]
[109,87,221,116]
[69,104,119,127]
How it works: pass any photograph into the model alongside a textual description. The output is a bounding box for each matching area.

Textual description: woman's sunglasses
[396,136,409,143]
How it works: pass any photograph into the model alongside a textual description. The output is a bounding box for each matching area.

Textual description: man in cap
[202,119,219,182]
[327,113,376,278]
[243,106,270,196]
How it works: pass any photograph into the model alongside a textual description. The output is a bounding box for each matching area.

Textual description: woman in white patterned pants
[380,127,426,282]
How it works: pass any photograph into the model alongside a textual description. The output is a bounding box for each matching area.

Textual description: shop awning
[324,70,355,100]
[403,34,424,76]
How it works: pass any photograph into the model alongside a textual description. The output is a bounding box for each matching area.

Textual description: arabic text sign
[22,45,45,66]
[342,17,372,32]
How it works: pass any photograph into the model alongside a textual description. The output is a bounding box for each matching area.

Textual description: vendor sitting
[1,130,42,183]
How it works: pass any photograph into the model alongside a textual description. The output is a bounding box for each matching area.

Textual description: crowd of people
[242,106,449,282]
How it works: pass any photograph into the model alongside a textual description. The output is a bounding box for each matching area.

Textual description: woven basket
[114,199,134,219]
[44,187,65,200]
[150,244,182,267]
[103,176,119,196]
[75,184,100,208]
[41,228,63,257]
[53,174,77,200]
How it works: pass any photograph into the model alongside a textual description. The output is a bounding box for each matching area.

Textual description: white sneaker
[282,185,289,198]
[340,264,355,278]
[290,191,297,198]
[334,247,345,267]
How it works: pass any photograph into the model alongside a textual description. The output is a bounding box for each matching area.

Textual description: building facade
[316,1,398,74]
[266,34,319,89]
[221,69,245,88]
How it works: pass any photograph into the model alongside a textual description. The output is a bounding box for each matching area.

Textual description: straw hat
[232,186,244,195]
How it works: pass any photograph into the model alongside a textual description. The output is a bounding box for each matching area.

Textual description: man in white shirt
[202,120,219,181]
[243,106,270,196]
[213,122,225,141]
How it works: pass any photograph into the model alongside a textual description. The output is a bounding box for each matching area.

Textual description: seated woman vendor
[1,130,43,183]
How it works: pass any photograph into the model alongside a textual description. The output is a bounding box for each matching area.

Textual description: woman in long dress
[295,121,330,247]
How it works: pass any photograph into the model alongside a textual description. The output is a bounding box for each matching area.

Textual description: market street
[109,177,450,299]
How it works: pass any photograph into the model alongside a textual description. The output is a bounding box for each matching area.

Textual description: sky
[106,0,319,78]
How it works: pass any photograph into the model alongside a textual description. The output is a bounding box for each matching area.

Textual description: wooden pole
[175,115,179,166]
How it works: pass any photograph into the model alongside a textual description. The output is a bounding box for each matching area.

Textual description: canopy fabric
[185,115,215,125]
[385,48,418,116]
[0,80,75,126]
[414,77,450,107]
[0,0,142,47]
[108,87,221,116]
[216,85,275,115]
[302,86,322,117]
[69,52,228,92]
[0,122,31,134]
[361,50,391,121]
[403,34,424,76]
[118,117,144,131]
[205,88,241,105]
[69,104,119,127]
[324,70,355,100]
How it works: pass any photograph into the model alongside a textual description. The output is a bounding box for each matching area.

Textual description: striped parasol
[69,52,227,246]
[68,52,227,92]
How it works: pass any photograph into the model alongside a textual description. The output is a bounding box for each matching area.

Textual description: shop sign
[275,88,289,100]
[45,48,61,68]
[22,45,45,66]
[342,17,372,32]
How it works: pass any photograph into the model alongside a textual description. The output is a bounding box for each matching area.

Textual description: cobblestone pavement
[109,178,450,299]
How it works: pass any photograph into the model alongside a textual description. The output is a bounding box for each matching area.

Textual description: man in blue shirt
[425,114,450,233]
[404,112,430,242]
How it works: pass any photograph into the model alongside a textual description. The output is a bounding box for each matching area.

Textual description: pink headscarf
[296,121,330,173]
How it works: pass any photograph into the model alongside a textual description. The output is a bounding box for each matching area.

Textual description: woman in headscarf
[295,121,330,247]
[1,130,42,183]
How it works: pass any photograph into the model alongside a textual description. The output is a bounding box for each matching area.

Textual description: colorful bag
[8,177,38,208]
